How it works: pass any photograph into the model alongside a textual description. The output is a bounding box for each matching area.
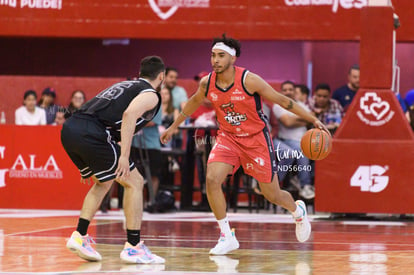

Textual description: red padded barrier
[0,125,90,209]
[315,5,414,214]
[360,7,394,89]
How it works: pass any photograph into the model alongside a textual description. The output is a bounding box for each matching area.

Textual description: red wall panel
[0,0,412,41]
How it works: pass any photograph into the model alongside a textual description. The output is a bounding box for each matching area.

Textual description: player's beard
[215,61,232,74]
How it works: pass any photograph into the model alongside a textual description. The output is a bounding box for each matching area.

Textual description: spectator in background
[405,89,414,130]
[131,108,163,213]
[164,67,188,148]
[273,81,314,199]
[164,67,188,111]
[67,90,86,118]
[53,108,66,125]
[295,84,310,105]
[159,87,179,148]
[308,83,343,134]
[38,87,59,124]
[332,64,360,111]
[15,90,46,125]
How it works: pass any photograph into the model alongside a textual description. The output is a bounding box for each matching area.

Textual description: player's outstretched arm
[245,72,329,134]
[116,92,159,179]
[160,76,208,144]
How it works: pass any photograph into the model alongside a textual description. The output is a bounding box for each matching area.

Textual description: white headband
[212,42,236,57]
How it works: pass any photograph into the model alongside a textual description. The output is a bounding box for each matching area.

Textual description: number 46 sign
[350,165,389,193]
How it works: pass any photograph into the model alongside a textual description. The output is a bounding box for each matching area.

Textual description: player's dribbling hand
[115,156,130,180]
[313,120,331,137]
[160,127,174,144]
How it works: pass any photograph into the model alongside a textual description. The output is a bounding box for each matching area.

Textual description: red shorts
[207,129,277,183]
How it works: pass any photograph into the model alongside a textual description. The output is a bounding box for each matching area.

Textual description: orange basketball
[300,129,332,160]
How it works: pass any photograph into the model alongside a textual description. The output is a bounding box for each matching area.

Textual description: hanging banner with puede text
[0,0,413,41]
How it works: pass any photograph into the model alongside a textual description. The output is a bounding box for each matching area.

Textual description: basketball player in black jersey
[62,56,165,264]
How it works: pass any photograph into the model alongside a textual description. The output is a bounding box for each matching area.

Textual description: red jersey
[206,66,267,137]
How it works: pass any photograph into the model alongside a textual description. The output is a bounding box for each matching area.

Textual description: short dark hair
[139,56,165,80]
[315,83,331,93]
[348,64,360,74]
[281,80,295,89]
[212,34,241,57]
[295,84,310,96]
[165,67,178,76]
[24,90,37,100]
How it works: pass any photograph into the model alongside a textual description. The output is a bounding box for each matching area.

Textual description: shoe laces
[138,241,153,256]
[218,229,235,242]
[82,235,96,245]
[218,232,226,242]
[295,217,304,225]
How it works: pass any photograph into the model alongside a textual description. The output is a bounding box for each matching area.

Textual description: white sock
[291,204,304,219]
[217,217,232,237]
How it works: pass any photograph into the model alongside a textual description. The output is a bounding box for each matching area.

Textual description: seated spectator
[262,101,298,192]
[405,89,414,130]
[295,84,310,105]
[15,90,46,125]
[396,93,408,114]
[53,108,66,125]
[332,64,360,112]
[67,90,86,118]
[273,81,314,199]
[308,83,343,134]
[38,87,59,124]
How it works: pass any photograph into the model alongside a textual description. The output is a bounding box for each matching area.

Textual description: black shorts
[130,147,161,178]
[61,114,135,182]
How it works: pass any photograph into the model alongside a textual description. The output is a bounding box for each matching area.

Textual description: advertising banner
[0,125,90,209]
[0,0,413,41]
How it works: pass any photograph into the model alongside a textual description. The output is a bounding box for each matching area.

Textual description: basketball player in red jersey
[161,34,329,255]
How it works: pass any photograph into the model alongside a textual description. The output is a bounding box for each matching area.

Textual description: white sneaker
[294,200,311,242]
[66,231,102,261]
[299,185,315,199]
[209,229,240,255]
[120,241,165,264]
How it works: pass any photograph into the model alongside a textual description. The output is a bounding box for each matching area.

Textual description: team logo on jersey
[210,92,218,101]
[221,102,247,126]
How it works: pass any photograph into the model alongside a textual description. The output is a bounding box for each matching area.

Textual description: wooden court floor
[1,210,414,274]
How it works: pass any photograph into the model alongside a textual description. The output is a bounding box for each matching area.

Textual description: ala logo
[210,92,218,101]
[284,0,367,13]
[0,146,63,188]
[148,0,210,20]
[357,92,395,126]
[350,165,389,193]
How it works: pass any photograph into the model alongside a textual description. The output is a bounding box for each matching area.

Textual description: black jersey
[79,78,161,142]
